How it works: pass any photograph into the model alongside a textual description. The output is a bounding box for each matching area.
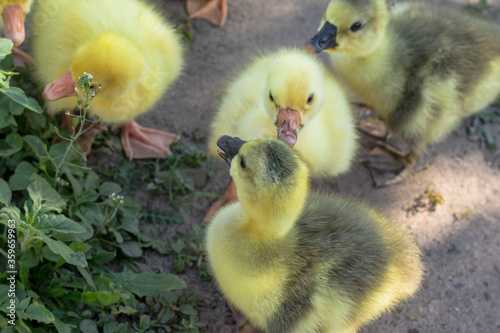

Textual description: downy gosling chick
[205,49,357,221]
[33,0,183,159]
[206,135,424,333]
[306,0,500,185]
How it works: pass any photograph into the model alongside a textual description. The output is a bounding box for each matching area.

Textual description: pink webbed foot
[186,0,227,27]
[120,119,179,160]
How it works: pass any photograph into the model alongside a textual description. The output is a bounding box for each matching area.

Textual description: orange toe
[186,0,227,26]
[120,119,178,160]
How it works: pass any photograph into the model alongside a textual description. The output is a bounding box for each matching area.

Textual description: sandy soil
[84,0,500,332]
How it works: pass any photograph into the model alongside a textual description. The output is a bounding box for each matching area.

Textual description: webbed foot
[361,144,418,187]
[186,0,227,26]
[120,119,179,160]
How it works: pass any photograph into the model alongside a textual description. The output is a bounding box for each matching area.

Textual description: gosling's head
[43,33,146,101]
[265,50,325,148]
[217,135,309,236]
[305,0,389,57]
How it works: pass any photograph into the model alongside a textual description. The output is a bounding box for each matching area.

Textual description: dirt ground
[83,0,500,332]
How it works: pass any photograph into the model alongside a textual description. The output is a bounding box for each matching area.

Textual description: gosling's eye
[350,22,362,32]
[240,157,246,169]
[89,84,96,89]
[307,94,314,104]
[269,91,275,103]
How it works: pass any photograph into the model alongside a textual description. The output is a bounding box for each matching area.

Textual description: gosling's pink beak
[42,70,77,101]
[2,5,26,46]
[276,108,302,148]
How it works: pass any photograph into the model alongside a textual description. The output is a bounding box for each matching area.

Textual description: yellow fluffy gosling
[306,0,500,185]
[206,135,424,332]
[205,49,357,220]
[33,0,184,159]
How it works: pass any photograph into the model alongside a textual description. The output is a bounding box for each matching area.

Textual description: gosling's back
[267,192,423,332]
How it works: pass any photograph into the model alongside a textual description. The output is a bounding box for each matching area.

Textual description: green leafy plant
[167,224,210,279]
[0,41,206,332]
[96,159,147,194]
[145,144,208,208]
[466,107,500,152]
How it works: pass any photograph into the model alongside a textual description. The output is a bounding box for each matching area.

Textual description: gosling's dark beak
[217,135,247,166]
[305,22,338,54]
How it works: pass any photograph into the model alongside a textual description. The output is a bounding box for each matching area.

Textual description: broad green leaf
[103,320,116,333]
[74,190,100,206]
[99,182,122,197]
[80,319,98,333]
[1,326,16,333]
[119,242,142,258]
[94,276,112,292]
[0,132,22,157]
[53,318,73,333]
[69,242,92,254]
[25,111,47,132]
[8,162,36,191]
[54,219,93,243]
[23,135,47,158]
[90,250,116,265]
[33,214,86,235]
[9,100,24,115]
[17,297,31,311]
[77,204,104,226]
[0,285,9,304]
[0,87,43,114]
[28,176,66,215]
[0,178,11,206]
[39,234,87,267]
[42,245,62,262]
[113,305,137,316]
[107,271,186,298]
[115,323,130,333]
[19,249,39,269]
[48,142,81,165]
[139,315,151,330]
[119,213,139,235]
[14,319,31,333]
[85,172,100,191]
[112,229,124,244]
[24,303,55,324]
[68,291,121,307]
[0,206,23,226]
[19,264,29,287]
[179,304,197,316]
[159,307,175,324]
[77,266,96,291]
[0,39,13,61]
